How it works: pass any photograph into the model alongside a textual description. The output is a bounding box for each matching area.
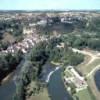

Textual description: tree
[0,51,22,82]
[88,39,100,50]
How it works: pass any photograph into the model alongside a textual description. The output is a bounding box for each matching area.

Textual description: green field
[73,88,94,100]
[85,58,100,74]
[64,69,73,77]
[76,58,100,75]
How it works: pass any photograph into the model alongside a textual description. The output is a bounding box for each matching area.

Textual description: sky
[0,0,100,10]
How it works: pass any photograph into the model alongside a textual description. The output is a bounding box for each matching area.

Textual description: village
[0,12,85,54]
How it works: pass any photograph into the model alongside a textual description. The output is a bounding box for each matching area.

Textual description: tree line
[0,50,23,83]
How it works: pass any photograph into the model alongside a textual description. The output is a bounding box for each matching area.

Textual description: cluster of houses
[0,12,89,55]
[64,66,88,92]
[1,33,45,54]
[1,16,63,55]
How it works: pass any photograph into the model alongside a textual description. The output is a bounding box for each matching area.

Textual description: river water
[94,70,100,91]
[0,78,16,100]
[48,68,73,100]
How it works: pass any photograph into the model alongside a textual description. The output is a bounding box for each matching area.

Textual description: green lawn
[86,58,100,74]
[76,58,100,75]
[64,70,72,77]
[73,88,94,100]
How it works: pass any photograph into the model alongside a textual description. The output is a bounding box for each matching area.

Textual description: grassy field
[85,58,100,74]
[64,70,72,77]
[76,56,91,75]
[87,77,100,100]
[73,88,94,100]
[76,57,100,100]
[76,57,100,75]
[65,71,72,77]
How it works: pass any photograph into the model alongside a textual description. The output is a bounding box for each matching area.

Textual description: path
[87,64,100,77]
[72,48,99,65]
[72,48,100,76]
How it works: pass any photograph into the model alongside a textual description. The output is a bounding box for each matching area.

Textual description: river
[0,78,16,100]
[0,62,72,100]
[48,68,73,100]
[94,70,100,91]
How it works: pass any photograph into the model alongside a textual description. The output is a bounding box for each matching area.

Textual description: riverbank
[51,61,62,66]
[28,88,50,100]
[87,74,100,100]
[1,72,14,85]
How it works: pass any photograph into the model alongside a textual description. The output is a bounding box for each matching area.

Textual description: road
[72,48,99,65]
[87,64,100,77]
[72,48,100,76]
